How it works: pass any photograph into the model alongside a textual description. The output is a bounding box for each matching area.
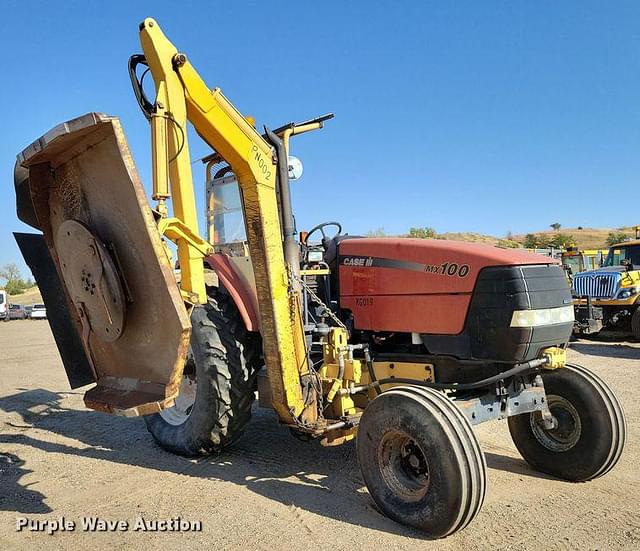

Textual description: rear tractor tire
[508,363,625,481]
[357,385,486,538]
[145,289,262,456]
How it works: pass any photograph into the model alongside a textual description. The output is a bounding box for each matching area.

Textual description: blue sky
[1,1,639,276]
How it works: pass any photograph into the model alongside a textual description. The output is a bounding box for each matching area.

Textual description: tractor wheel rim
[159,351,197,426]
[378,431,430,501]
[530,395,582,452]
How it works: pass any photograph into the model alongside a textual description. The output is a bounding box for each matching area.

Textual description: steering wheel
[303,221,342,247]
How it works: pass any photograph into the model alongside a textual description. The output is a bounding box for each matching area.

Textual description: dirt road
[1,320,638,550]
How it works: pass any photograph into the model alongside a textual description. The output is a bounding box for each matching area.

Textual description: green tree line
[523,233,575,249]
[0,263,34,295]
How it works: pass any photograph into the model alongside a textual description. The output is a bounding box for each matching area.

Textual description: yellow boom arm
[139,18,311,423]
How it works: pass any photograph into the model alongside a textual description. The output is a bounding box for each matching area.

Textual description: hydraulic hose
[363,347,381,395]
[372,357,549,392]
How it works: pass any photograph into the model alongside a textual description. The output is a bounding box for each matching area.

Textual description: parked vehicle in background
[30,304,47,320]
[523,247,562,260]
[24,305,33,318]
[573,239,640,338]
[562,247,607,277]
[0,290,7,321]
[7,304,27,320]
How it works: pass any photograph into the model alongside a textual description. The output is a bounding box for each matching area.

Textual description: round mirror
[288,156,303,181]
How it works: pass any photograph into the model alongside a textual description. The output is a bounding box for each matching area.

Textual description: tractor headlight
[510,305,574,328]
[616,286,640,300]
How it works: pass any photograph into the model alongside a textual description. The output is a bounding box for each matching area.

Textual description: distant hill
[511,226,638,249]
[437,232,503,245]
[394,225,638,249]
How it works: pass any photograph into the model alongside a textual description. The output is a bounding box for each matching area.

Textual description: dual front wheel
[357,364,626,538]
[357,385,486,537]
[507,363,625,482]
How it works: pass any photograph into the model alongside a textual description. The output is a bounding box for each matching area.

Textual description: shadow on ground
[483,452,556,481]
[0,451,52,513]
[0,388,549,534]
[570,342,640,360]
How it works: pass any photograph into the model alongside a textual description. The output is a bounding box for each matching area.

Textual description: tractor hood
[338,238,556,297]
[337,237,571,361]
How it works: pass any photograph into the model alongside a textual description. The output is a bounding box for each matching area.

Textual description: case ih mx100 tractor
[13,18,625,538]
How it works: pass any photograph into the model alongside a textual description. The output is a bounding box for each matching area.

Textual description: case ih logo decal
[342,256,374,267]
[339,256,470,278]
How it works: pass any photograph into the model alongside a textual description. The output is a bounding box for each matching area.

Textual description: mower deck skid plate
[17,112,191,416]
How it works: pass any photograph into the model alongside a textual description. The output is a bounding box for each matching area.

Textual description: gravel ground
[0,320,638,550]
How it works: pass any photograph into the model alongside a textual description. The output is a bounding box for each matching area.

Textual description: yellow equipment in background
[561,246,607,278]
[572,238,640,338]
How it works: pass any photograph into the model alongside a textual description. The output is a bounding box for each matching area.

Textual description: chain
[291,271,348,332]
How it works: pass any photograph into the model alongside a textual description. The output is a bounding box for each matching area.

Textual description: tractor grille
[572,272,620,299]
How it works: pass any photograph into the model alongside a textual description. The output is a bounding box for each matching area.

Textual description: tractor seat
[324,234,358,268]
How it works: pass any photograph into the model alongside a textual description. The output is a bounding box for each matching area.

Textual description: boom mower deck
[15,114,190,415]
[13,18,626,538]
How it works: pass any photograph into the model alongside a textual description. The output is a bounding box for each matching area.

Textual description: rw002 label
[250,144,273,182]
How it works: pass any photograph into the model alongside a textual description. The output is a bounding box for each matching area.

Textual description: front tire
[508,364,625,481]
[145,289,262,456]
[357,386,486,538]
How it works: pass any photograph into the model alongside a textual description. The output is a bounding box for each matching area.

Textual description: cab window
[604,245,640,268]
[207,175,247,245]
[563,256,583,274]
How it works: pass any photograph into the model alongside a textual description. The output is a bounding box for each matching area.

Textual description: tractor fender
[204,254,260,332]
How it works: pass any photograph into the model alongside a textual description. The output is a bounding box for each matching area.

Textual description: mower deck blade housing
[16,112,191,416]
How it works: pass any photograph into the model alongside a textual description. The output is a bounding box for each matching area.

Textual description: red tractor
[13,18,625,538]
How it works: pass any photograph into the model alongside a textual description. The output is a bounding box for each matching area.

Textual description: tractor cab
[205,169,248,256]
[203,114,334,258]
[201,120,343,333]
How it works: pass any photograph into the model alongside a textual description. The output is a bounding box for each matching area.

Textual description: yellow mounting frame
[139,18,310,423]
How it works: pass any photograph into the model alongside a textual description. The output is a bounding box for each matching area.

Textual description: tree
[550,223,562,231]
[366,227,386,237]
[0,263,21,283]
[408,227,437,239]
[0,263,32,295]
[497,239,521,249]
[523,234,540,248]
[548,233,575,249]
[606,231,630,246]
